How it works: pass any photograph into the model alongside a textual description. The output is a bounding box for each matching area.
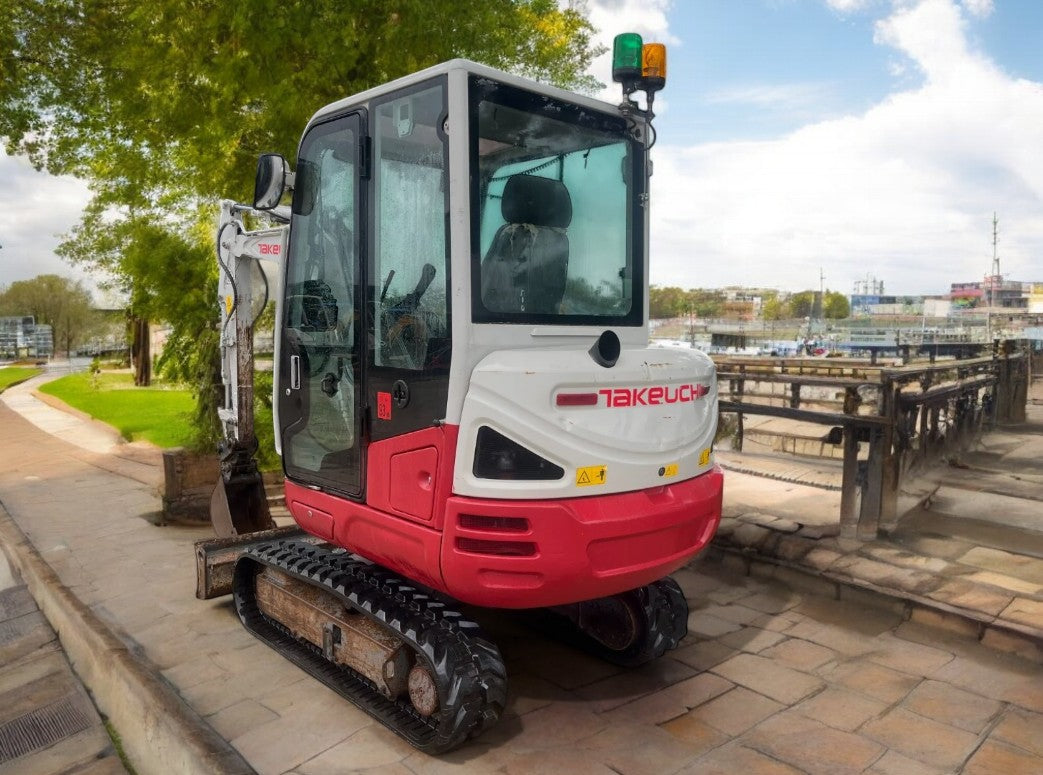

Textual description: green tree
[687,288,724,318]
[3,1,602,447]
[760,292,785,321]
[649,286,688,319]
[788,290,815,319]
[823,290,850,319]
[2,1,601,201]
[0,274,98,358]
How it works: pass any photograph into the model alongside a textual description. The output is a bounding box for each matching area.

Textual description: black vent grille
[473,427,564,481]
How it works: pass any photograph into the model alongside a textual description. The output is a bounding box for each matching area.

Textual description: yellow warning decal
[699,448,712,466]
[576,465,607,487]
[660,463,679,478]
[225,295,234,316]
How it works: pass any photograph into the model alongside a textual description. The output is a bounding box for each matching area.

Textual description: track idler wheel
[408,665,439,717]
[546,577,689,668]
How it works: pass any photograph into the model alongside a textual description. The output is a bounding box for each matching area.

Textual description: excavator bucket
[210,441,275,538]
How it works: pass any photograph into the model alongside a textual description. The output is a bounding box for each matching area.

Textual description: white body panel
[453,344,718,499]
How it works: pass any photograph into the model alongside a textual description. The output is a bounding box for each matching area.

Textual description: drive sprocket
[529,577,689,668]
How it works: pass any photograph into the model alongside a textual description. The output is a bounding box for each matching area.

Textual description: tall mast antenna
[987,213,1000,342]
[818,267,825,322]
[991,213,1000,285]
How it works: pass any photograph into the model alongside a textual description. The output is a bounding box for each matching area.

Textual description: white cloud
[0,152,103,297]
[825,0,874,12]
[645,0,1043,294]
[874,0,982,83]
[961,0,994,18]
[705,82,837,109]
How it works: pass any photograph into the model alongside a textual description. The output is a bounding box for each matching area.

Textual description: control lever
[401,263,436,312]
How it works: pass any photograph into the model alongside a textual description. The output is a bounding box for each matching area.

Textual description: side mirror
[254,154,288,210]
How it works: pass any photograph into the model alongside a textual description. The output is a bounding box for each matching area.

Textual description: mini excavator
[196,38,723,754]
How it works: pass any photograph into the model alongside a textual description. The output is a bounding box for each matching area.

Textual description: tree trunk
[132,317,151,386]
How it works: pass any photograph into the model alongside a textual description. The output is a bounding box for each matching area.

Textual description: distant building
[851,294,887,315]
[1028,283,1043,314]
[844,272,1041,320]
[0,316,53,359]
[950,277,1031,310]
[923,297,952,317]
[719,286,777,320]
[849,295,925,316]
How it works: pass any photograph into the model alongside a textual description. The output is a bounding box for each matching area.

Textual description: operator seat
[481,174,571,314]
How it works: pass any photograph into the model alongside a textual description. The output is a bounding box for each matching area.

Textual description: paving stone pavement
[0,540,128,774]
[2,367,1042,773]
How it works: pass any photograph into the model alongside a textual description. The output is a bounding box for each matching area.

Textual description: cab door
[279,112,365,497]
[368,81,451,444]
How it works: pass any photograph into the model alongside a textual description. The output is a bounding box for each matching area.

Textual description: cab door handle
[290,355,301,390]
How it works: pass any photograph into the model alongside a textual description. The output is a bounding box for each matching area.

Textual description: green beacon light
[612,32,644,87]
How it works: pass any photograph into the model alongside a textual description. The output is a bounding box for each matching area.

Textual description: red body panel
[285,425,723,609]
[365,425,458,528]
[440,466,723,607]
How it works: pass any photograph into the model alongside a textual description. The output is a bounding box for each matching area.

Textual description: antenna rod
[987,213,1000,343]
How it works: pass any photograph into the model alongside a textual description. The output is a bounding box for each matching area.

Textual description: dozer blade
[194,526,323,599]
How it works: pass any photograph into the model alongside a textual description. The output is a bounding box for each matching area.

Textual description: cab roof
[310,59,621,125]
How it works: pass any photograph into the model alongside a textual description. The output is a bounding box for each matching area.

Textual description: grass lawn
[0,366,42,392]
[39,372,196,448]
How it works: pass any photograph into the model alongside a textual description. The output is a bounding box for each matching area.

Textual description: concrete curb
[710,529,1043,665]
[0,505,256,775]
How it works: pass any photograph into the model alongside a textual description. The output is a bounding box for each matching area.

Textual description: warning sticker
[699,448,712,466]
[225,295,234,315]
[659,463,679,478]
[376,391,392,421]
[576,465,607,487]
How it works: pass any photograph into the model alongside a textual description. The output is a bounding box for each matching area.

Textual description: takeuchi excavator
[196,36,723,754]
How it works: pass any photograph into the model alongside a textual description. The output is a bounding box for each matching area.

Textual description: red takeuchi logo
[598,384,710,408]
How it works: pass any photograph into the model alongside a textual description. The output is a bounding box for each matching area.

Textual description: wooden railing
[713,341,1030,539]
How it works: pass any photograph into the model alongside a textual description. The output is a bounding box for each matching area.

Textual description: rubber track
[232,541,507,754]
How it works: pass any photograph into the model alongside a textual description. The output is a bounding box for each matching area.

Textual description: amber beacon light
[641,43,666,93]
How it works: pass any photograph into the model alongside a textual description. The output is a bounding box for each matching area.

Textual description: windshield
[469,77,644,326]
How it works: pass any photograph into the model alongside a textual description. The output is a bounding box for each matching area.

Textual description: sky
[1,0,1041,299]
